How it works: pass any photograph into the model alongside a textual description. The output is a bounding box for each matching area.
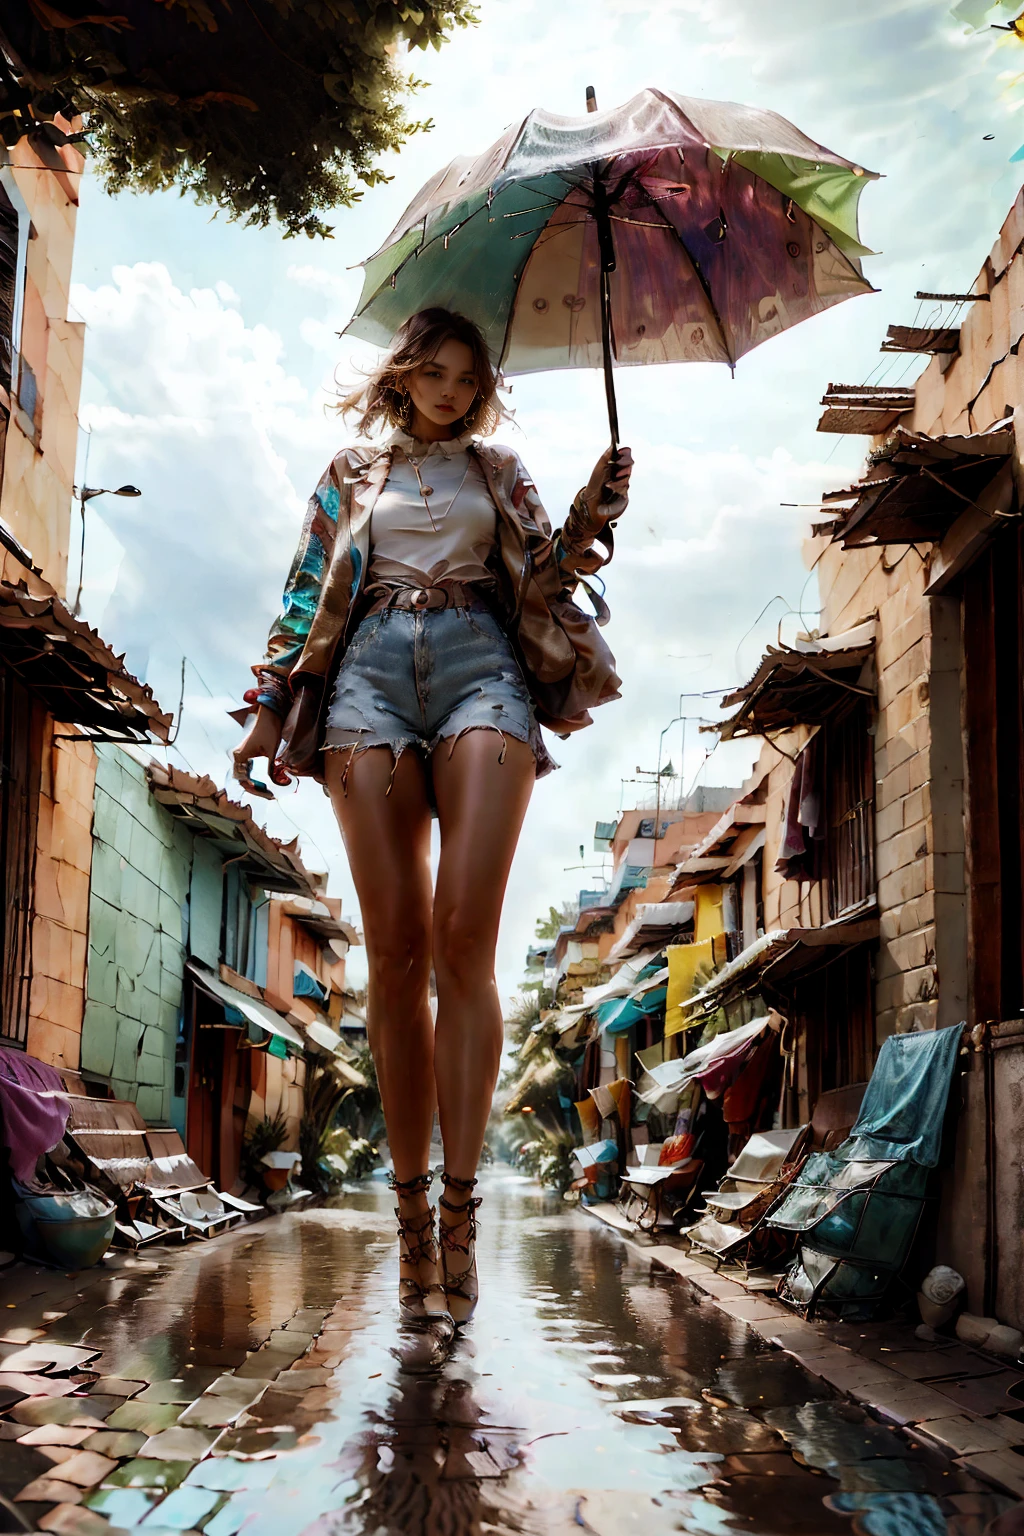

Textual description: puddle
[0,1172,1008,1533]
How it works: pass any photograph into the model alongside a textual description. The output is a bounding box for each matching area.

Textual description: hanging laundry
[775,731,825,880]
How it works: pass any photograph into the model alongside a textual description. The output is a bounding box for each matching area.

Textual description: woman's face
[405,338,479,433]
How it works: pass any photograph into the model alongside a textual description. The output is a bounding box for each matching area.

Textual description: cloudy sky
[68,0,1024,1001]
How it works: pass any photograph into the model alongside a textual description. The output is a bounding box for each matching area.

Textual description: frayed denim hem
[323,721,538,796]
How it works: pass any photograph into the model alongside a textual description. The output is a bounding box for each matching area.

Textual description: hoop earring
[392,387,413,428]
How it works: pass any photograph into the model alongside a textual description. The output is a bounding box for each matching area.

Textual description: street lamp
[72,483,141,616]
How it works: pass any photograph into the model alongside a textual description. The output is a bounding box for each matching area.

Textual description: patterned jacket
[254,433,626,739]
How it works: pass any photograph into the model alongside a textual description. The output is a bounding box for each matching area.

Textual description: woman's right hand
[232,705,284,797]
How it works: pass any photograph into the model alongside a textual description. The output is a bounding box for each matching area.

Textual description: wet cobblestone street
[0,1172,1018,1535]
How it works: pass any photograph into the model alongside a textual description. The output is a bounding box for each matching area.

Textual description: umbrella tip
[586,85,597,113]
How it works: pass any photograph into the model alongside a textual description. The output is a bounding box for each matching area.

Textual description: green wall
[81,747,192,1123]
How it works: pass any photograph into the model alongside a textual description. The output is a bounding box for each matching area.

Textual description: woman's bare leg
[325,747,442,1317]
[431,731,535,1315]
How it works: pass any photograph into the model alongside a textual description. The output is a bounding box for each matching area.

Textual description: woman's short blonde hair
[341,308,506,438]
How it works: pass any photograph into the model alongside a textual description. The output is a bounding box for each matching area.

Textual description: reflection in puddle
[6,1170,1006,1534]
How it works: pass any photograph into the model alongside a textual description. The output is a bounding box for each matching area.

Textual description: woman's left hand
[584,445,633,513]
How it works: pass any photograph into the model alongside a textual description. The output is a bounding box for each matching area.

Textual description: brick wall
[26,725,96,1070]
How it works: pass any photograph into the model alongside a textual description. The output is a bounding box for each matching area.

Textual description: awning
[149,764,316,896]
[679,914,879,1022]
[715,622,875,741]
[607,901,694,962]
[816,382,915,435]
[531,1003,593,1051]
[580,949,664,1010]
[596,981,668,1037]
[0,529,171,741]
[671,802,766,890]
[304,1019,343,1053]
[819,423,1014,548]
[188,964,305,1049]
[573,902,615,937]
[571,1139,618,1170]
[638,1015,773,1108]
[278,896,361,947]
[303,1019,369,1087]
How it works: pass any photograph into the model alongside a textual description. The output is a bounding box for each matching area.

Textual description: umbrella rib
[640,193,735,368]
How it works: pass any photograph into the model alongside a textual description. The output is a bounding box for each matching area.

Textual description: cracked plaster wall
[81,746,191,1122]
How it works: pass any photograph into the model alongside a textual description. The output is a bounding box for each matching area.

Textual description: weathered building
[805,187,1024,1330]
[0,123,172,1075]
[514,187,1024,1342]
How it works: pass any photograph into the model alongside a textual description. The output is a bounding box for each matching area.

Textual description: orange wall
[27,726,95,1068]
[264,897,347,1018]
[3,129,86,595]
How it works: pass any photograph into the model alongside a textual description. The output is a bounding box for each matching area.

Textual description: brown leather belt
[363,578,488,616]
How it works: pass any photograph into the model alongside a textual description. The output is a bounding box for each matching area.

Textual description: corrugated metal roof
[148,763,316,896]
[0,544,171,740]
[819,423,1014,548]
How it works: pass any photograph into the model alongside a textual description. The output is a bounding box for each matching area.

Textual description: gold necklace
[405,450,470,534]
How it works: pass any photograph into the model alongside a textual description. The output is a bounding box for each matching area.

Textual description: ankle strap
[441,1172,478,1192]
[389,1171,433,1195]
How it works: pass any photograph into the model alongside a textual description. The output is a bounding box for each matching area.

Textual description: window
[0,170,30,402]
[0,182,18,397]
[220,864,253,978]
[795,947,874,1105]
[822,698,875,920]
[776,701,875,921]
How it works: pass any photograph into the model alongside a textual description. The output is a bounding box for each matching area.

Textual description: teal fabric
[772,1027,962,1315]
[848,1023,962,1168]
[596,985,667,1036]
[352,176,563,361]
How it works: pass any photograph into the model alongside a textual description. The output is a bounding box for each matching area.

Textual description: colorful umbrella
[344,87,878,443]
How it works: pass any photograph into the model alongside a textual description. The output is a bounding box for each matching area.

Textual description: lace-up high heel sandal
[390,1172,453,1335]
[439,1173,482,1326]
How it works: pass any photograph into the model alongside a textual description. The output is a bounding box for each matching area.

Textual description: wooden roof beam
[881,324,960,355]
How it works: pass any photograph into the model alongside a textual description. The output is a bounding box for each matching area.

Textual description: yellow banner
[664,937,716,1037]
[694,884,725,943]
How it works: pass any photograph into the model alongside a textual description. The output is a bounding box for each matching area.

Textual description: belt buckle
[412,588,432,609]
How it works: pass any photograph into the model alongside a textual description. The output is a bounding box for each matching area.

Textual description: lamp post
[72,483,141,617]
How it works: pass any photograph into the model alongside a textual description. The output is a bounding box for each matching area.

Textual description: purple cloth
[775,731,825,879]
[0,1047,71,1182]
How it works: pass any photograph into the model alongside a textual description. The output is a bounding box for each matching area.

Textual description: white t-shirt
[368,430,497,584]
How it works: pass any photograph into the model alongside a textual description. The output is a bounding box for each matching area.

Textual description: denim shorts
[324,604,552,784]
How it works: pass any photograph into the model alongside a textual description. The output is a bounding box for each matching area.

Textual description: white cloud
[287,263,354,302]
[299,317,340,354]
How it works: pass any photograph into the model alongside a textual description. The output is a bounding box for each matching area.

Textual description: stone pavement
[0,1174,1019,1535]
[587,1201,1024,1507]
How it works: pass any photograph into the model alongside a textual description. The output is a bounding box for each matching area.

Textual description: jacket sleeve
[507,452,627,588]
[555,479,628,584]
[251,455,342,714]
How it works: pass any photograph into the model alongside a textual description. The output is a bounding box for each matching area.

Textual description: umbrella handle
[590,141,620,460]
[600,268,620,459]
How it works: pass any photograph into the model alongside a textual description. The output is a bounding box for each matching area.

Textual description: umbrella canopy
[345,87,877,438]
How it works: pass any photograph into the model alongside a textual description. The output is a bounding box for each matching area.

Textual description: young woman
[233,308,631,1345]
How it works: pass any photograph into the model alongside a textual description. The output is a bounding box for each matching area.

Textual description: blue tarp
[772,1023,964,1318]
[847,1022,962,1168]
